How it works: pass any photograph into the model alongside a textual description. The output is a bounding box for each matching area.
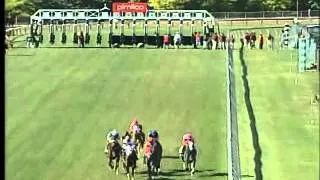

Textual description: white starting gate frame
[30,8,215,23]
[30,5,216,46]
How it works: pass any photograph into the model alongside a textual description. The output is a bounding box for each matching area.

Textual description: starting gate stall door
[146,20,158,46]
[170,20,180,46]
[112,19,121,36]
[134,20,145,45]
[159,20,168,35]
[122,19,134,45]
[182,20,193,46]
[170,20,180,34]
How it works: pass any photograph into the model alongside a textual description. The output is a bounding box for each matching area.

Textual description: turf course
[234,48,319,180]
[5,34,319,180]
[6,49,228,180]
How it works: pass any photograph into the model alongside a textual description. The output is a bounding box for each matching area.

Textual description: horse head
[188,141,195,151]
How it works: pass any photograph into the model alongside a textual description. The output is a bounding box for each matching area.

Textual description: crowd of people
[236,31,275,50]
[162,31,278,50]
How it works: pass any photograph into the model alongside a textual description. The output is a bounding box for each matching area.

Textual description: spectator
[193,32,197,48]
[230,35,235,49]
[250,32,256,49]
[206,35,213,50]
[245,32,250,48]
[173,32,181,49]
[213,32,219,50]
[163,34,169,49]
[96,32,102,47]
[195,32,201,48]
[267,33,274,49]
[280,30,289,49]
[259,33,264,49]
[79,31,85,48]
[203,34,208,49]
[221,33,227,50]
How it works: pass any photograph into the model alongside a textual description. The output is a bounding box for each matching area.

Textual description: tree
[262,0,291,11]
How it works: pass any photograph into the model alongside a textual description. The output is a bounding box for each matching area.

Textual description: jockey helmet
[148,130,153,137]
[132,118,138,125]
[111,129,118,136]
[151,130,158,138]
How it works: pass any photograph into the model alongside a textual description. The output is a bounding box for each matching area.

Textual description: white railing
[226,42,241,180]
[12,10,320,24]
[212,10,320,19]
[5,26,29,36]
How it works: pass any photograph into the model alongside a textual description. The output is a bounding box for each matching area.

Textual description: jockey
[179,132,194,156]
[128,117,141,133]
[122,135,136,158]
[144,136,154,158]
[148,130,159,142]
[105,129,120,153]
[106,129,120,143]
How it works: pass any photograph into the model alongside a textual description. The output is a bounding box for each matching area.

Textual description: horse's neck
[126,150,137,159]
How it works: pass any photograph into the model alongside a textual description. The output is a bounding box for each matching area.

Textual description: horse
[145,140,163,180]
[122,146,138,180]
[182,141,197,176]
[106,141,122,175]
[131,125,145,157]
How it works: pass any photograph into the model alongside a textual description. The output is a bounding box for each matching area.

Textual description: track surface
[6,49,228,180]
[234,48,319,180]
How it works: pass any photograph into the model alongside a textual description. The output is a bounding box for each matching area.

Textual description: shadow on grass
[12,46,197,49]
[138,167,255,179]
[137,169,217,178]
[162,155,180,159]
[239,45,263,180]
[6,54,34,56]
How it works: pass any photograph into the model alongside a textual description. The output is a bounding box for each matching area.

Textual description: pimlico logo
[113,3,148,13]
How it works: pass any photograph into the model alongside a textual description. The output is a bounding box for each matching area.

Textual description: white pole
[296,0,299,18]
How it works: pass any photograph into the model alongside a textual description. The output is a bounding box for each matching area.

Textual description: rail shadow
[6,54,33,56]
[137,169,217,178]
[239,45,263,180]
[162,155,180,159]
[11,46,197,49]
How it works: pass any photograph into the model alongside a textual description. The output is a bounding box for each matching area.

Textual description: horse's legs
[126,165,130,180]
[143,155,146,165]
[147,159,152,180]
[191,159,196,175]
[108,157,114,169]
[122,153,127,171]
[115,158,119,175]
[131,166,135,180]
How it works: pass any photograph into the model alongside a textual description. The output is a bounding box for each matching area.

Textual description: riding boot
[179,145,184,156]
[105,143,109,154]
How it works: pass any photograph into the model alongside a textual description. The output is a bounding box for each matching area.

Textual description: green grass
[6,37,319,180]
[234,48,319,180]
[6,49,228,180]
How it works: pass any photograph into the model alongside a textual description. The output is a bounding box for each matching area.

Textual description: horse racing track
[6,49,228,180]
